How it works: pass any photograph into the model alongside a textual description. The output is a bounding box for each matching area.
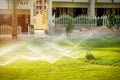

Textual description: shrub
[53,15,73,24]
[65,20,74,34]
[44,29,48,34]
[74,16,89,24]
[54,15,74,36]
[86,53,95,60]
[97,18,103,26]
[107,14,115,29]
[30,25,34,29]
[29,25,34,34]
[115,16,120,30]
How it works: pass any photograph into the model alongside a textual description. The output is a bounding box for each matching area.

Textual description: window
[44,6,46,10]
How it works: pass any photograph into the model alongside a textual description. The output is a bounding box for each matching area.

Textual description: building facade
[34,0,47,16]
[49,0,120,17]
[0,0,34,32]
[0,0,120,32]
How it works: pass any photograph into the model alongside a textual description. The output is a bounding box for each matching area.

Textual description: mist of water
[0,28,113,66]
[0,40,84,66]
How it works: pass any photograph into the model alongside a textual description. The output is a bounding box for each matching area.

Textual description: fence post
[95,16,97,27]
[28,25,30,36]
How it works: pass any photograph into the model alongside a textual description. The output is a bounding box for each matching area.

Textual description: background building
[0,0,120,33]
[50,0,120,17]
[34,0,47,16]
[0,0,48,32]
[0,0,34,33]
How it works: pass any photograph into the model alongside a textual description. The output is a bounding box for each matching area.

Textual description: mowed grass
[0,35,120,80]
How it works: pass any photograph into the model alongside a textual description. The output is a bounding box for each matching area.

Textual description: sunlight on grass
[0,35,120,80]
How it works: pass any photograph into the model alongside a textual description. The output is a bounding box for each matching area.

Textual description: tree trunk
[12,0,18,39]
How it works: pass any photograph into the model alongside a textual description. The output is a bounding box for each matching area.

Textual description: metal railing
[0,25,22,37]
[52,15,120,34]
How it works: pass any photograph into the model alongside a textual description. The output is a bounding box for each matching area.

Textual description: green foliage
[65,20,74,34]
[97,18,103,26]
[29,25,34,34]
[44,29,48,34]
[30,25,34,29]
[53,15,73,24]
[107,14,115,29]
[53,15,74,35]
[86,53,95,60]
[115,16,120,30]
[88,59,120,67]
[74,16,89,24]
[85,50,120,67]
[79,35,120,48]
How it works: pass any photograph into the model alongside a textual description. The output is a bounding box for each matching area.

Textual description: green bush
[107,14,115,29]
[30,25,34,29]
[97,18,103,26]
[54,15,74,35]
[65,20,74,34]
[86,53,95,60]
[74,16,89,24]
[29,25,34,34]
[44,29,48,34]
[115,16,120,30]
[53,15,73,24]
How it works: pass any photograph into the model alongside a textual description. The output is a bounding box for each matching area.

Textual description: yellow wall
[34,12,48,30]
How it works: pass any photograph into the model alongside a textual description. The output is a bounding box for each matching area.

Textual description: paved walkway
[0,27,120,40]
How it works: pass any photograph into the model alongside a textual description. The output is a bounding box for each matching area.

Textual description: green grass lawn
[0,35,120,80]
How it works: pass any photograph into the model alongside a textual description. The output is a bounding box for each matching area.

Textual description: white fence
[53,15,120,34]
[0,25,11,35]
[0,25,22,37]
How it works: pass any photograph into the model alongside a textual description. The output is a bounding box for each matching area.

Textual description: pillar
[90,0,95,17]
[48,0,53,35]
[30,0,34,25]
[48,0,52,23]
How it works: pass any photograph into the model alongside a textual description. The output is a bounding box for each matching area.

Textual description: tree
[7,0,29,39]
[11,0,18,39]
